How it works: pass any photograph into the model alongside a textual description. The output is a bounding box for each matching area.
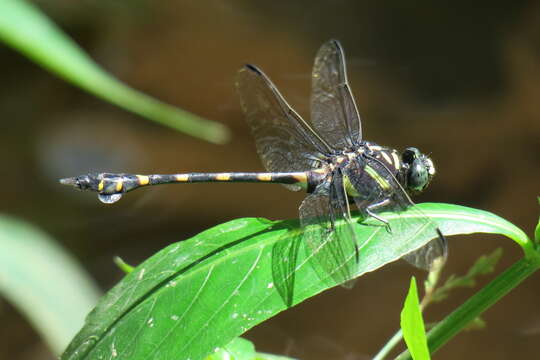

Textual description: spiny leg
[365,198,393,233]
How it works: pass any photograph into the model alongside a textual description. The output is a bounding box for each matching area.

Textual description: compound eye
[402,147,421,164]
[408,158,429,191]
[424,157,436,176]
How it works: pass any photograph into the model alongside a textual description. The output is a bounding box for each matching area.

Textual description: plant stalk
[373,329,403,360]
[395,256,540,360]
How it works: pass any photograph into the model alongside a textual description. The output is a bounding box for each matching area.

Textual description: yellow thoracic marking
[257,174,272,181]
[176,174,189,182]
[365,165,391,190]
[391,152,401,168]
[137,175,150,186]
[381,151,392,165]
[115,180,123,192]
[98,180,104,191]
[293,173,307,183]
[368,144,382,151]
[215,173,231,181]
[343,175,359,197]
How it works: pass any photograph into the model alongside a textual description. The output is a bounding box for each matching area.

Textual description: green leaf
[535,197,540,244]
[61,203,528,360]
[205,337,255,360]
[0,215,101,354]
[0,0,230,144]
[401,277,430,360]
[536,221,540,245]
[422,203,532,256]
[205,337,296,360]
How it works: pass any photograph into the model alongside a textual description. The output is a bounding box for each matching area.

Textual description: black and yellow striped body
[59,40,444,287]
[59,140,430,208]
[60,171,314,203]
[109,172,310,190]
[59,141,412,205]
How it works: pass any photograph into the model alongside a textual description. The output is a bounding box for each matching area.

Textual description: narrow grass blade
[0,215,101,354]
[0,0,230,144]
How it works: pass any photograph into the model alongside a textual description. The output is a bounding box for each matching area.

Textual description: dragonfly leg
[366,198,392,233]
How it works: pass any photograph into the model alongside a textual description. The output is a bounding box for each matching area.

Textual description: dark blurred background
[1,1,539,359]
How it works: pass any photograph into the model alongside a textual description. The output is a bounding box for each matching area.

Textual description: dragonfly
[61,40,446,297]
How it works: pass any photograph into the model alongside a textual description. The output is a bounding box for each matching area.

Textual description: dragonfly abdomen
[60,171,311,204]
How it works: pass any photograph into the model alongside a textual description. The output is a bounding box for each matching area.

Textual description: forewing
[300,173,359,287]
[311,40,362,149]
[345,158,447,270]
[236,65,331,183]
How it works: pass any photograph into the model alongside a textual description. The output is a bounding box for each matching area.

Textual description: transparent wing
[311,40,362,150]
[236,65,332,186]
[271,228,302,307]
[345,158,447,270]
[402,229,447,270]
[300,172,359,286]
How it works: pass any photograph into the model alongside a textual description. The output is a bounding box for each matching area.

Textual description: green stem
[372,329,403,360]
[396,257,540,360]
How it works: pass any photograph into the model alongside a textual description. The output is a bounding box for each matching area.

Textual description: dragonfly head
[60,173,124,203]
[401,147,435,193]
[59,174,97,191]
